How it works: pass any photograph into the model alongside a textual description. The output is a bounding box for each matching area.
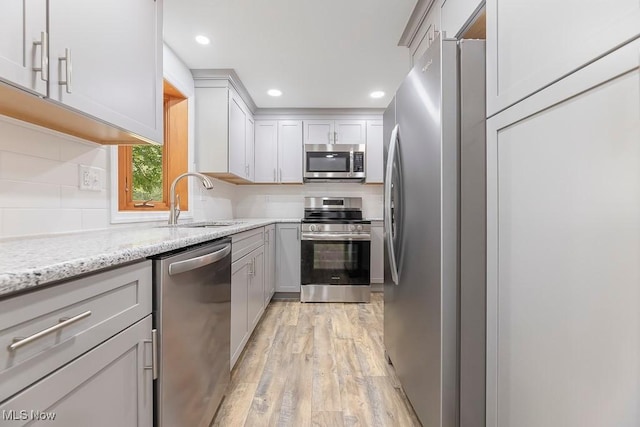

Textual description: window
[118,81,188,211]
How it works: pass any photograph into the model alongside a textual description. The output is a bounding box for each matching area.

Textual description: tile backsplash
[0,116,111,238]
[233,182,383,219]
[0,115,383,238]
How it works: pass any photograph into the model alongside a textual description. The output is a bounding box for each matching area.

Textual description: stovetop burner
[303,197,368,223]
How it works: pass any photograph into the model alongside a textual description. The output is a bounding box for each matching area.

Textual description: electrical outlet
[79,165,102,192]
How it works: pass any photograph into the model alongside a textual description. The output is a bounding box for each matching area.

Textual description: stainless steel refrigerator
[383,36,486,427]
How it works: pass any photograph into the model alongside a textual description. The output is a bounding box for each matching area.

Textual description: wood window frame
[118,80,189,211]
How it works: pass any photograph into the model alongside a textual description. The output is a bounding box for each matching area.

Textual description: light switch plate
[79,165,102,191]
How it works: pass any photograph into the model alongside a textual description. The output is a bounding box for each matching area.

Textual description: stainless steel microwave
[303,144,366,182]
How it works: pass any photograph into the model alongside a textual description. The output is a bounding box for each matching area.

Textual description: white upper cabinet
[246,115,255,182]
[0,0,47,96]
[334,120,367,145]
[278,121,303,183]
[254,120,303,184]
[48,0,162,143]
[254,121,278,183]
[486,0,640,116]
[304,120,334,144]
[304,119,366,144]
[0,0,162,144]
[229,92,247,179]
[365,120,383,183]
[195,85,255,183]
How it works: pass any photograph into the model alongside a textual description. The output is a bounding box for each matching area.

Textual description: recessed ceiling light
[267,89,282,97]
[370,91,385,99]
[195,35,210,45]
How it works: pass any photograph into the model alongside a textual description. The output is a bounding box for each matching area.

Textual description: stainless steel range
[301,197,371,303]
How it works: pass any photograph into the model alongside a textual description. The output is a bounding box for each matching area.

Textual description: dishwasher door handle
[168,244,231,276]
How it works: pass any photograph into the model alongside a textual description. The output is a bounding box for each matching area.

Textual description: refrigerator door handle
[384,124,400,285]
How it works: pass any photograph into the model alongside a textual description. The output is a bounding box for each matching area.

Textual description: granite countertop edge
[0,218,301,298]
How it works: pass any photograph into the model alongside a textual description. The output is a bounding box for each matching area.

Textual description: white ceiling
[163,0,417,109]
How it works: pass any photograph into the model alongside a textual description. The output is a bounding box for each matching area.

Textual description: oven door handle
[301,233,371,241]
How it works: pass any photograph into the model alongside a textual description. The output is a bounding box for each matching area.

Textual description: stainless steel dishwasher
[152,238,231,427]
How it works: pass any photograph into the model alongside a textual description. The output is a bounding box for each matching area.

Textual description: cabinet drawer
[0,261,151,402]
[0,316,152,427]
[232,227,264,262]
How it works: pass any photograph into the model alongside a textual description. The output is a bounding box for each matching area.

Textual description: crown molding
[191,68,258,113]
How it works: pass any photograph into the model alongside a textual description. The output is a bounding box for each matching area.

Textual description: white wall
[0,116,111,238]
[234,183,383,219]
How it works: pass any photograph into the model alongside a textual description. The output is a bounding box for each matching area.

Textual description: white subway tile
[81,209,110,230]
[1,208,82,238]
[0,180,61,208]
[0,151,77,186]
[60,186,109,209]
[0,117,61,160]
[60,142,108,168]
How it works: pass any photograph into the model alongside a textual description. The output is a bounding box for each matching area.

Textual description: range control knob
[356,225,363,231]
[309,224,317,232]
[349,224,356,232]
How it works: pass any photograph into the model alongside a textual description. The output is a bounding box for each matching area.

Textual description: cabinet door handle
[143,329,158,380]
[59,48,72,94]
[273,168,276,182]
[248,258,255,276]
[8,310,92,352]
[279,168,283,182]
[297,227,300,241]
[334,131,338,143]
[32,31,48,82]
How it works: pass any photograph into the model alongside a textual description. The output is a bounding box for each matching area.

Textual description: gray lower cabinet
[264,225,276,305]
[230,257,250,369]
[230,232,266,369]
[275,223,301,293]
[247,246,265,331]
[0,261,153,427]
[370,220,384,283]
[0,316,153,427]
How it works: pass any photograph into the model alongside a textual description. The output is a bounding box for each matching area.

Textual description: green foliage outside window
[132,145,163,201]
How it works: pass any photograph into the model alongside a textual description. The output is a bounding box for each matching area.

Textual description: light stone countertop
[0,218,300,298]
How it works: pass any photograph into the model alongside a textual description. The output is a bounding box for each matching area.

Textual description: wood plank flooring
[213,293,421,427]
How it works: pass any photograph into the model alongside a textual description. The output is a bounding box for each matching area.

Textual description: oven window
[307,152,350,172]
[301,240,370,285]
[313,243,359,270]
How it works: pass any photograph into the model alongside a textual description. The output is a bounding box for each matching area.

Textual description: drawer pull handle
[8,310,92,352]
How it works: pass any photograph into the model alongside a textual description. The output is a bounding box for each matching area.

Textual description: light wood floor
[213,293,421,426]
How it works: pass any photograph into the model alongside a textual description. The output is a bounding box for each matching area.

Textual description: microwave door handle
[385,124,400,285]
[350,151,354,175]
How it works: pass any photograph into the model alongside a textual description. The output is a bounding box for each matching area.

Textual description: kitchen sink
[158,221,246,229]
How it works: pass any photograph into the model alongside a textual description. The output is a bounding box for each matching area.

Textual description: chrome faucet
[168,172,214,225]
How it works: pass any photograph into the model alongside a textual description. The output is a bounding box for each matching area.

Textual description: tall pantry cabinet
[485,1,640,425]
